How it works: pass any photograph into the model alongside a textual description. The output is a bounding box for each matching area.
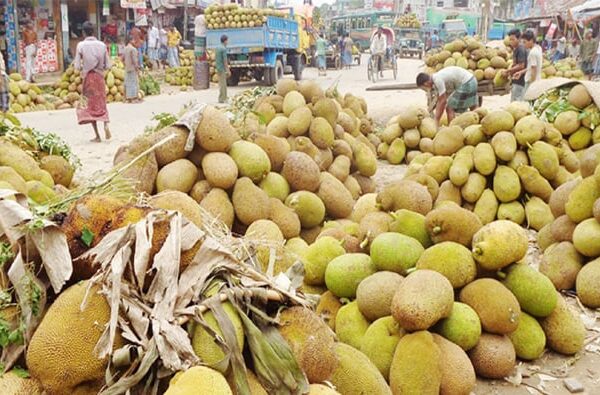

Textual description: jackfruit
[232,177,271,226]
[356,271,404,321]
[27,282,123,395]
[329,343,392,395]
[425,203,482,247]
[472,220,528,270]
[572,218,600,257]
[389,209,432,247]
[416,241,476,288]
[565,177,599,223]
[196,105,239,152]
[391,270,454,331]
[285,191,326,228]
[433,334,476,395]
[281,151,321,192]
[156,158,198,193]
[228,140,271,183]
[507,312,546,360]
[434,302,481,351]
[376,180,432,214]
[335,301,370,348]
[317,172,354,219]
[389,331,442,395]
[503,263,557,317]
[278,307,338,383]
[165,366,232,395]
[303,236,345,285]
[468,334,516,379]
[325,253,375,298]
[459,278,521,335]
[576,257,600,308]
[540,294,585,355]
[369,232,424,275]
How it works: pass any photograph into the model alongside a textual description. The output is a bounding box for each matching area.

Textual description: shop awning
[149,0,206,9]
[571,0,600,20]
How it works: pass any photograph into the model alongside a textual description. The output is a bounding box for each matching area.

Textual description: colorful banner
[19,39,59,74]
[5,0,18,72]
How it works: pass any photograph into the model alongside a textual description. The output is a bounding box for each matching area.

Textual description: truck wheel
[227,70,240,86]
[292,56,303,81]
[266,60,283,86]
[253,69,264,82]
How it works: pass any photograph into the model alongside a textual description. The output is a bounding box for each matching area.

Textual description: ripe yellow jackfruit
[27,281,123,395]
[165,366,232,395]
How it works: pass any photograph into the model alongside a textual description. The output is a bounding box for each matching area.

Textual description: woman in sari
[74,21,111,142]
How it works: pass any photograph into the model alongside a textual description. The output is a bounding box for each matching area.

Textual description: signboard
[545,22,557,39]
[374,0,394,10]
[121,0,147,8]
[365,0,374,9]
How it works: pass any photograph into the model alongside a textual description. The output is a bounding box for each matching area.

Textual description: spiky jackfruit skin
[61,194,126,280]
[278,307,338,383]
[360,316,404,380]
[471,220,528,270]
[389,331,442,395]
[0,371,43,395]
[165,366,232,395]
[26,281,123,395]
[432,334,476,395]
[540,294,586,355]
[330,343,392,395]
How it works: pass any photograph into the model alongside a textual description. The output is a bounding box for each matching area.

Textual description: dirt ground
[18,56,600,395]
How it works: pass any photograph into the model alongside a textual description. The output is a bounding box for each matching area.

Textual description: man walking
[316,33,327,76]
[147,21,159,69]
[23,21,37,82]
[216,35,229,103]
[416,66,478,125]
[579,29,598,76]
[370,27,387,78]
[167,25,181,68]
[74,21,111,142]
[514,30,542,89]
[503,29,528,101]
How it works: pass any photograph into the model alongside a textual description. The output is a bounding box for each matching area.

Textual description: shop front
[2,0,61,75]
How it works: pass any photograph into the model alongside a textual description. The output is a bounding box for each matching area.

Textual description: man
[74,21,111,142]
[568,38,580,59]
[416,66,478,124]
[194,14,207,60]
[216,34,229,103]
[0,52,8,113]
[316,33,327,76]
[147,21,160,69]
[514,30,542,89]
[431,29,440,49]
[124,29,142,103]
[503,29,528,102]
[370,27,387,78]
[23,21,37,82]
[159,26,168,69]
[343,33,353,69]
[167,25,181,67]
[553,36,566,62]
[579,29,598,76]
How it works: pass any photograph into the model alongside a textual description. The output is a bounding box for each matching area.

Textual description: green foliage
[139,73,161,96]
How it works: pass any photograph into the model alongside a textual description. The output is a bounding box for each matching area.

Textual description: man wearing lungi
[74,21,112,142]
[416,66,479,125]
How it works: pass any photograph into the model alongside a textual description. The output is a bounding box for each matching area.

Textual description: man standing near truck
[216,35,230,104]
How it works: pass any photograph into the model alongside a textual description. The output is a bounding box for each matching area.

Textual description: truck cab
[440,19,468,42]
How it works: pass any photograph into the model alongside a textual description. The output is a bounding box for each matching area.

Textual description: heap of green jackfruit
[424,36,511,86]
[374,100,595,229]
[108,79,377,276]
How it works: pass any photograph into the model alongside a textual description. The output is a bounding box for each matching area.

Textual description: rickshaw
[367,27,397,82]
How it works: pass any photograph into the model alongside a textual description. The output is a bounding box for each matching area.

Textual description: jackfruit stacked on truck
[206,7,305,86]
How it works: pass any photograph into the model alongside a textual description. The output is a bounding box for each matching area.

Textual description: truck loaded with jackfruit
[206,6,307,86]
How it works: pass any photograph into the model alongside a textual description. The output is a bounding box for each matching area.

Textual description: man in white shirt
[194,14,207,60]
[147,21,160,69]
[416,66,478,124]
[514,30,542,88]
[370,26,387,77]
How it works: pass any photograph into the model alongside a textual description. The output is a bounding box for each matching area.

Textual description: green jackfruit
[325,253,376,298]
[497,201,526,225]
[503,263,557,317]
[473,189,499,225]
[389,331,442,395]
[369,232,424,274]
[360,316,404,380]
[433,334,476,395]
[303,236,345,285]
[525,196,555,231]
[508,312,546,360]
[565,177,600,223]
[425,203,482,247]
[572,218,600,257]
[473,143,496,175]
[416,241,476,288]
[576,257,600,308]
[330,343,392,395]
[472,220,528,270]
[356,271,404,321]
[528,141,560,180]
[335,301,370,349]
[389,209,432,247]
[493,166,521,203]
[434,302,481,351]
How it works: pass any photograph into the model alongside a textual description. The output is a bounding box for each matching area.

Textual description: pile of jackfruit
[6,73,64,113]
[424,36,511,88]
[1,78,599,394]
[165,66,193,87]
[542,57,585,79]
[205,3,290,30]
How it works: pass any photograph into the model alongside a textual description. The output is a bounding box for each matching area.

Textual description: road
[13,57,599,395]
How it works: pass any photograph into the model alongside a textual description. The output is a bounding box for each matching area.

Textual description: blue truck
[206,14,305,86]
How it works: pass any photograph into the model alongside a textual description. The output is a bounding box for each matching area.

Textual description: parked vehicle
[206,10,307,86]
[439,19,468,42]
[368,27,397,82]
[330,10,395,52]
[394,28,425,59]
